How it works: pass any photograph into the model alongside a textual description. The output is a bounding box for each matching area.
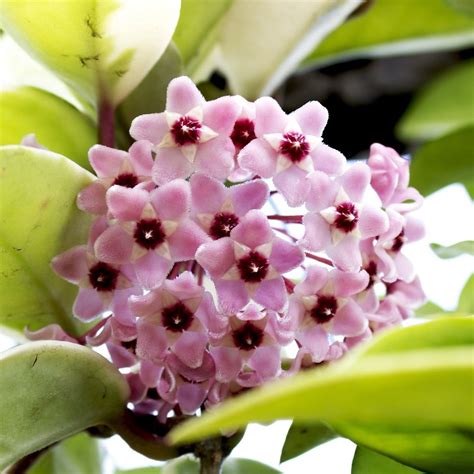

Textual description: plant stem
[194,437,226,474]
[98,98,115,147]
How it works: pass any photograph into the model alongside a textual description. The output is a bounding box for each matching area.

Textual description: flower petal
[238,138,276,178]
[229,179,269,216]
[332,299,367,336]
[106,185,148,221]
[255,96,287,135]
[291,101,328,137]
[130,113,169,144]
[153,147,194,184]
[190,173,226,214]
[166,76,204,114]
[254,277,287,311]
[231,210,272,249]
[270,237,304,274]
[73,287,104,321]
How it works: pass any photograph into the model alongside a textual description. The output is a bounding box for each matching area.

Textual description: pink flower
[51,218,138,322]
[238,97,345,206]
[94,180,209,289]
[129,272,210,369]
[190,173,269,239]
[130,76,240,183]
[300,164,389,271]
[367,143,423,212]
[228,96,257,182]
[210,305,281,387]
[196,210,304,312]
[77,141,153,215]
[289,266,368,362]
[374,212,425,282]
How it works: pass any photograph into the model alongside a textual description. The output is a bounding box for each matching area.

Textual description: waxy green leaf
[0,146,94,337]
[458,275,474,314]
[409,125,474,198]
[430,240,474,259]
[280,422,337,463]
[191,0,361,98]
[28,433,102,474]
[352,446,423,474]
[397,61,474,142]
[0,0,180,105]
[302,0,474,69]
[415,301,445,318]
[169,318,474,473]
[0,341,129,470]
[0,87,96,169]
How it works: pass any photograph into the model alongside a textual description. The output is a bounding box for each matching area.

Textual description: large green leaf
[118,42,184,134]
[28,433,102,474]
[352,446,423,474]
[302,0,474,69]
[169,318,474,473]
[397,61,474,142]
[0,87,96,168]
[0,0,180,105]
[458,275,474,313]
[173,0,233,70]
[0,145,94,336]
[280,422,337,463]
[415,301,445,318]
[0,341,129,470]
[409,125,474,198]
[430,240,474,259]
[191,0,361,98]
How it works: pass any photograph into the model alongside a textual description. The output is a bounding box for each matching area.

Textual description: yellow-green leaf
[0,341,129,470]
[0,87,96,168]
[0,145,94,337]
[303,0,474,69]
[169,318,474,473]
[0,0,180,105]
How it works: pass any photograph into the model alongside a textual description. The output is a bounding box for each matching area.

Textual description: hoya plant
[0,1,473,473]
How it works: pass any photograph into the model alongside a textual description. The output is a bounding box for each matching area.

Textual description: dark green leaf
[457,275,474,313]
[0,146,94,337]
[118,42,183,133]
[397,61,474,141]
[430,241,474,259]
[0,87,96,169]
[409,125,474,197]
[280,422,337,463]
[303,0,474,69]
[28,433,102,474]
[0,341,129,470]
[352,446,423,473]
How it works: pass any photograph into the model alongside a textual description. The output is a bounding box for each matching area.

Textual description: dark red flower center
[311,295,338,324]
[113,173,138,188]
[237,251,269,283]
[121,339,137,353]
[230,118,256,149]
[88,262,119,292]
[161,302,194,333]
[391,230,405,252]
[170,115,201,146]
[232,321,264,351]
[279,132,310,163]
[209,212,240,239]
[334,202,359,233]
[365,261,378,289]
[133,219,166,250]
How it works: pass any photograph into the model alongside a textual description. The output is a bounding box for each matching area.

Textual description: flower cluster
[32,77,425,420]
